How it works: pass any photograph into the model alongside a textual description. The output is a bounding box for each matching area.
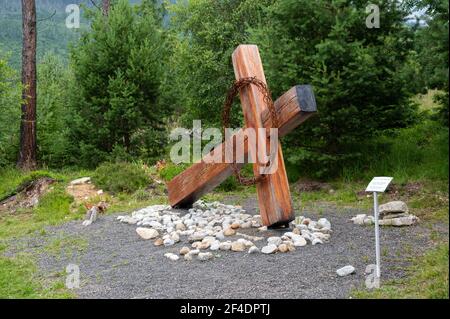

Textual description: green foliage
[250,0,419,178]
[0,53,21,167]
[353,243,449,299]
[166,0,274,127]
[411,0,449,125]
[0,0,84,70]
[132,188,153,201]
[0,252,73,298]
[37,53,73,167]
[69,0,170,168]
[34,186,74,224]
[341,120,449,182]
[92,162,151,193]
[158,162,189,181]
[0,168,61,201]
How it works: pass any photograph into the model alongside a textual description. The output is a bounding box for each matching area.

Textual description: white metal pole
[373,191,381,278]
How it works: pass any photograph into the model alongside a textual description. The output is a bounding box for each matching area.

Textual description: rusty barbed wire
[220,76,279,186]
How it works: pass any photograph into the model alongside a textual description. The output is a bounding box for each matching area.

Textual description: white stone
[248,246,260,254]
[312,238,323,245]
[189,231,207,242]
[179,247,190,255]
[336,265,355,277]
[313,232,330,242]
[163,238,175,246]
[379,215,419,226]
[190,249,200,255]
[136,227,159,240]
[171,233,180,243]
[82,220,92,226]
[164,253,179,261]
[317,218,331,229]
[219,242,232,251]
[267,236,282,246]
[293,236,307,247]
[223,227,236,236]
[215,231,225,240]
[240,221,252,229]
[378,201,409,217]
[261,244,278,254]
[363,216,374,225]
[121,216,139,225]
[198,252,214,261]
[202,236,216,244]
[175,222,186,231]
[351,214,367,225]
[210,241,220,251]
[231,241,246,252]
[70,177,91,185]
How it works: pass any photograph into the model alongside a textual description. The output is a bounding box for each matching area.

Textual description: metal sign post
[366,177,393,280]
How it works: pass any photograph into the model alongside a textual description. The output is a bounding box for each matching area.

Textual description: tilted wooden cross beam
[168,45,317,227]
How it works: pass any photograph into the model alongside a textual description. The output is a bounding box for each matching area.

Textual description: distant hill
[0,0,145,69]
[0,0,89,68]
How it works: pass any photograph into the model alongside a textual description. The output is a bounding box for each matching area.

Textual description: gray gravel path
[6,198,436,299]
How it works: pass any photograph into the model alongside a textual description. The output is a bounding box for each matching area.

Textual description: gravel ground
[6,197,437,299]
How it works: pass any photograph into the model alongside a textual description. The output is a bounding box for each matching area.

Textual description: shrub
[158,163,189,181]
[92,162,151,194]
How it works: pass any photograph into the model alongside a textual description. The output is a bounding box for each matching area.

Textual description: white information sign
[365,176,393,193]
[365,176,393,282]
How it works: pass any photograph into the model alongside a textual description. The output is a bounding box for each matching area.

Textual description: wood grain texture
[232,44,293,226]
[167,84,316,210]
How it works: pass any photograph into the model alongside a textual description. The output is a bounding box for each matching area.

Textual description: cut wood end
[232,44,259,59]
[295,85,317,113]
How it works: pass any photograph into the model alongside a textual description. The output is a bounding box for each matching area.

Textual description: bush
[158,163,189,181]
[68,0,170,168]
[341,120,449,182]
[92,162,151,194]
[250,0,418,178]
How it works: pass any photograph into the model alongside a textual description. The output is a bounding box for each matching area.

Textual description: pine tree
[69,0,169,167]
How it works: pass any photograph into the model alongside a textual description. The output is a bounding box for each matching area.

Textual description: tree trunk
[102,0,110,16]
[18,0,37,171]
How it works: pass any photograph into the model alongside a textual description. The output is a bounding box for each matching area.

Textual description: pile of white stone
[117,200,332,262]
[351,200,419,227]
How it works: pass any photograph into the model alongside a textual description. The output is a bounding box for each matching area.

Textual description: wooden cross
[168,45,317,227]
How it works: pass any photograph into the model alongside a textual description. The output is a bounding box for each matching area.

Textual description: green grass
[413,89,442,112]
[352,244,449,299]
[342,120,449,183]
[0,244,74,299]
[0,165,169,298]
[44,236,89,259]
[92,162,152,194]
[0,184,81,239]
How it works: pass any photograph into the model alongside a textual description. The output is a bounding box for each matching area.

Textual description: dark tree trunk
[18,0,37,171]
[102,0,110,16]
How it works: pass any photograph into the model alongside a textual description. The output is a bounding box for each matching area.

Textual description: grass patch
[158,162,188,181]
[342,120,448,183]
[44,236,89,259]
[0,168,62,201]
[352,243,449,299]
[92,162,152,194]
[0,250,74,299]
[0,183,81,239]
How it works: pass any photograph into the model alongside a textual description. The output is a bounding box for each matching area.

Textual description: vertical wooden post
[232,45,294,227]
[18,0,37,171]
